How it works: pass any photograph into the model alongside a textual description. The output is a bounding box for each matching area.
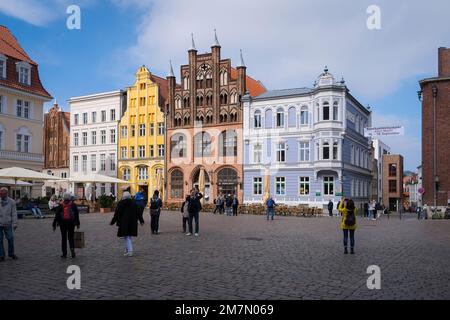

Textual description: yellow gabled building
[118,66,168,202]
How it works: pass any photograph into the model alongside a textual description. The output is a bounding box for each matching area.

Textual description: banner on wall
[364,126,404,138]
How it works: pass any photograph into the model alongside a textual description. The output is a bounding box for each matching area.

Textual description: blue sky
[1,0,448,171]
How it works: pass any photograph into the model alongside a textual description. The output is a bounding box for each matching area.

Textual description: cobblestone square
[1,211,449,300]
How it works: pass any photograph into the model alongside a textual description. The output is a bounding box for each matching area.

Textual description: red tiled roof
[230,67,266,97]
[0,25,52,99]
[149,73,169,111]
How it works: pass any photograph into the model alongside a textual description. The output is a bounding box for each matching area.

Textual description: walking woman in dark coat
[110,191,144,257]
[52,192,80,258]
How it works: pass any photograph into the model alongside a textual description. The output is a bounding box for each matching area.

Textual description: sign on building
[364,126,404,138]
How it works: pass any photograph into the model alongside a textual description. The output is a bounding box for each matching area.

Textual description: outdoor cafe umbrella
[198,168,205,205]
[263,168,270,204]
[156,170,163,196]
[0,178,33,186]
[68,173,128,184]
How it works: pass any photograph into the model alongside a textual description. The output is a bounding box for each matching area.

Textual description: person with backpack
[149,190,163,234]
[232,194,239,216]
[135,188,146,217]
[180,195,190,233]
[187,188,203,237]
[110,191,144,257]
[0,187,18,261]
[52,192,80,258]
[213,195,223,214]
[338,198,357,254]
[363,202,369,218]
[266,196,276,221]
[225,194,233,216]
[327,200,334,217]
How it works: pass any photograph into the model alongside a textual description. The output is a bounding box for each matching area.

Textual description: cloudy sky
[1,0,449,170]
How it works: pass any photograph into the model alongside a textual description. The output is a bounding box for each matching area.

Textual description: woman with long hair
[338,198,358,254]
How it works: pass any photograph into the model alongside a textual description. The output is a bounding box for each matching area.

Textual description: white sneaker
[186,233,191,236]
[126,252,133,257]
[194,233,199,237]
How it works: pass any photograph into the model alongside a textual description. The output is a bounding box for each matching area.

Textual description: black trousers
[188,211,199,234]
[60,222,75,256]
[151,213,160,233]
[233,207,238,216]
[343,229,355,248]
[182,217,189,233]
[213,205,220,214]
[328,209,333,216]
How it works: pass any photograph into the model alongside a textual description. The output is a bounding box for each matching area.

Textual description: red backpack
[62,201,74,221]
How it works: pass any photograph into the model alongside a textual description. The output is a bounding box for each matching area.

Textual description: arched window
[276,108,284,127]
[265,109,273,129]
[220,92,228,105]
[230,110,237,122]
[15,126,32,153]
[183,75,189,90]
[333,101,339,120]
[183,114,190,126]
[323,102,330,121]
[323,142,330,160]
[171,169,184,199]
[206,71,213,88]
[206,111,213,124]
[122,168,131,181]
[220,70,228,86]
[174,113,182,127]
[175,96,182,109]
[196,95,204,107]
[137,166,148,180]
[219,111,228,123]
[196,72,204,89]
[333,142,338,160]
[219,130,237,157]
[183,96,190,108]
[300,106,308,125]
[194,132,212,157]
[288,106,296,128]
[230,92,238,104]
[171,133,187,158]
[206,93,212,106]
[254,110,261,128]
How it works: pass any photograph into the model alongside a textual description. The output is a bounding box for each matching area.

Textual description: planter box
[100,207,111,213]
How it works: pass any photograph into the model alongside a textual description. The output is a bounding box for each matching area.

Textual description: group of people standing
[363,200,384,221]
[213,193,239,216]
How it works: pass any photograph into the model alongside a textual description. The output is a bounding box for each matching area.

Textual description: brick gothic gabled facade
[43,102,70,169]
[419,47,450,207]
[166,36,266,203]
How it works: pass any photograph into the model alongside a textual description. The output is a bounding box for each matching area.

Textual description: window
[120,147,127,159]
[0,131,3,150]
[82,155,87,172]
[100,183,106,195]
[149,145,154,158]
[150,123,154,136]
[23,135,29,152]
[299,177,310,195]
[275,177,286,195]
[355,115,360,132]
[254,111,262,128]
[101,110,106,122]
[110,109,116,121]
[130,146,135,158]
[100,154,106,171]
[0,58,5,78]
[300,108,308,125]
[139,124,146,136]
[91,154,96,171]
[388,180,397,193]
[110,129,116,144]
[83,113,88,125]
[73,155,79,172]
[82,132,87,146]
[101,130,106,144]
[351,144,354,164]
[16,100,30,118]
[220,130,237,157]
[92,111,97,123]
[333,101,339,120]
[299,142,310,162]
[121,126,127,138]
[110,153,116,171]
[91,131,97,145]
[158,144,165,157]
[74,114,79,125]
[139,146,146,158]
[18,65,30,85]
[158,122,165,135]
[138,167,148,180]
[276,142,286,162]
[131,125,136,137]
[389,164,397,177]
[139,97,146,106]
[123,168,131,181]
[253,177,263,195]
[276,109,284,127]
[0,95,3,114]
[323,102,330,120]
[73,133,79,146]
[253,144,262,164]
[324,176,334,195]
[333,142,338,160]
[323,142,330,160]
[194,132,211,157]
[171,170,184,198]
[171,134,186,158]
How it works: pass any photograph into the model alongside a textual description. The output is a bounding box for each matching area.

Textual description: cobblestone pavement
[1,211,449,300]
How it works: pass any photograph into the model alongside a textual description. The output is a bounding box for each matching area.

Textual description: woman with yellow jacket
[338,198,357,254]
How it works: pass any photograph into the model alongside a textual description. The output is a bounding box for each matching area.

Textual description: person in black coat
[327,200,334,217]
[187,188,203,236]
[110,191,144,257]
[52,192,80,258]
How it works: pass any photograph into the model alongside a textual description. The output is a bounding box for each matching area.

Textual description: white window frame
[324,176,334,195]
[82,113,88,125]
[300,108,308,125]
[158,122,165,135]
[276,141,286,163]
[82,132,88,146]
[73,133,79,146]
[110,109,116,121]
[0,55,6,79]
[123,168,131,181]
[158,144,165,157]
[100,154,106,171]
[81,155,87,172]
[91,154,97,171]
[121,147,127,159]
[110,153,116,171]
[91,131,97,145]
[253,143,262,164]
[92,111,97,123]
[110,129,116,144]
[101,130,106,144]
[253,177,263,195]
[139,145,146,158]
[16,61,31,85]
[276,109,285,128]
[101,110,106,122]
[73,155,79,172]
[254,111,262,128]
[138,167,148,180]
[121,126,127,138]
[275,177,286,196]
[299,141,310,162]
[299,177,310,195]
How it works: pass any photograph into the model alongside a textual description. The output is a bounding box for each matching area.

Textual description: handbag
[74,231,85,249]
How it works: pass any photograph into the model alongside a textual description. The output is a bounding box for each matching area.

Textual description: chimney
[438,47,450,77]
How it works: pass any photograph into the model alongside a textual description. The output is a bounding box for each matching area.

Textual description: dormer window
[16,61,31,85]
[0,54,6,79]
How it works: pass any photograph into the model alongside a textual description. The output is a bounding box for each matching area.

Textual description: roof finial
[340,77,345,85]
[237,49,246,68]
[324,65,329,74]
[167,60,175,78]
[189,33,196,51]
[212,29,220,47]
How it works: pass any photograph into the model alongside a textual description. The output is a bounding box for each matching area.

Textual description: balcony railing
[0,150,44,163]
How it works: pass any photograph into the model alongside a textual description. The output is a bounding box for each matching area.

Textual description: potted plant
[99,194,114,213]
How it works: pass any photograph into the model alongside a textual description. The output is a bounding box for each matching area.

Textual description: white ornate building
[69,91,125,198]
